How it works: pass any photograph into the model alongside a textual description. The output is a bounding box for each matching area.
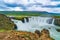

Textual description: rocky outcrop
[0,29,54,40]
[38,29,54,40]
[53,16,60,26]
[54,18,60,26]
[0,31,39,40]
[0,14,16,30]
[53,18,60,32]
[56,29,60,32]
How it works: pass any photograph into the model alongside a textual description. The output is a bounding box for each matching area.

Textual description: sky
[0,0,60,13]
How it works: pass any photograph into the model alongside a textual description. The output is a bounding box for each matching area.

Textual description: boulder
[35,30,41,37]
[38,29,54,40]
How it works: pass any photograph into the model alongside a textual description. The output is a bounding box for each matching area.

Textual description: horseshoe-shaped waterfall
[11,16,60,40]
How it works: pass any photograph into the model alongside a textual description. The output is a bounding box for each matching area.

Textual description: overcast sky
[0,0,60,13]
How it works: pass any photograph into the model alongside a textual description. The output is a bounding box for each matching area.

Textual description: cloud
[9,7,23,11]
[42,4,60,8]
[26,5,57,13]
[3,0,29,5]
[49,8,60,13]
[0,0,60,13]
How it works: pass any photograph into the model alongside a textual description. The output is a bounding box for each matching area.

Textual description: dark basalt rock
[56,29,60,32]
[21,17,29,23]
[35,30,41,37]
[47,18,53,24]
[25,17,29,22]
[0,14,16,30]
[21,18,25,23]
[13,24,17,30]
[54,18,60,26]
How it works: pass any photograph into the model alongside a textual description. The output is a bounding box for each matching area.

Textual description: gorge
[11,16,60,40]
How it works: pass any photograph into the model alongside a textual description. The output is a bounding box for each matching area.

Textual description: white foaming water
[11,16,60,40]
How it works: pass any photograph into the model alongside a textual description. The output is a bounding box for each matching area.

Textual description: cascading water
[28,17,54,26]
[11,16,60,40]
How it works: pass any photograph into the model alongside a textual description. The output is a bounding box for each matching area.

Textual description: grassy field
[0,11,60,20]
[0,11,60,17]
[0,11,42,16]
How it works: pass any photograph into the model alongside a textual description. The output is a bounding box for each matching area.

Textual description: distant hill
[0,11,60,16]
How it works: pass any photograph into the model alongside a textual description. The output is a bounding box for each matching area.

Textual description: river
[11,16,60,40]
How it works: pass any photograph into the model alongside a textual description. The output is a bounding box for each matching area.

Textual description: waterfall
[11,16,55,31]
[27,17,54,26]
[52,19,55,25]
[24,18,26,23]
[11,16,60,40]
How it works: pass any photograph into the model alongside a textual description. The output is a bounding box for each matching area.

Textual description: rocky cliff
[0,14,16,30]
[38,29,54,40]
[54,18,60,26]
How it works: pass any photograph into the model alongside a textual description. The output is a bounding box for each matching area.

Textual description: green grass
[0,11,60,17]
[0,11,43,16]
[0,29,10,32]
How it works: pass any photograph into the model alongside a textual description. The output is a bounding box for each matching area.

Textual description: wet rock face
[54,18,60,26]
[0,29,54,40]
[21,17,29,23]
[35,30,41,37]
[47,18,53,24]
[0,14,15,30]
[56,29,60,32]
